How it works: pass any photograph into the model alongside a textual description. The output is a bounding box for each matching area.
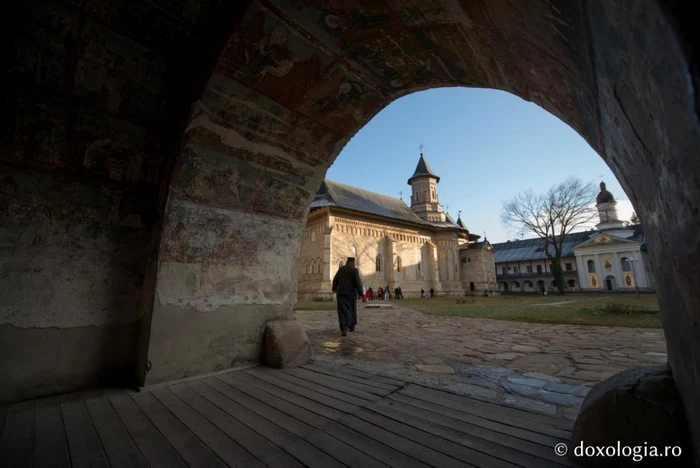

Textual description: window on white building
[621,257,631,272]
[587,260,596,273]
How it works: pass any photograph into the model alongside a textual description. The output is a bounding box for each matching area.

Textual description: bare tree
[501,177,598,294]
[626,211,640,226]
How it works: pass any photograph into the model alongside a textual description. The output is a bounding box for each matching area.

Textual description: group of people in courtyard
[361,285,403,301]
[332,256,436,336]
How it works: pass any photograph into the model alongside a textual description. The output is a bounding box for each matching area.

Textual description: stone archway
[3,0,699,456]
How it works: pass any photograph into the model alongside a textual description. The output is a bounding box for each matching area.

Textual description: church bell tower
[408,151,445,222]
[596,181,625,229]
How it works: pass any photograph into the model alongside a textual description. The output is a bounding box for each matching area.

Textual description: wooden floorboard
[169,383,305,468]
[340,413,469,468]
[131,390,227,468]
[284,368,383,401]
[83,390,148,468]
[243,368,360,414]
[400,384,573,438]
[254,367,371,407]
[34,396,71,468]
[216,373,383,468]
[291,367,393,397]
[192,379,344,468]
[0,400,35,468]
[107,390,188,468]
[369,399,568,468]
[302,364,402,391]
[386,392,563,447]
[151,387,265,468]
[60,392,111,468]
[0,365,577,468]
[322,420,432,468]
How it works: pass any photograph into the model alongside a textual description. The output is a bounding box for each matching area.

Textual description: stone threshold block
[263,320,311,369]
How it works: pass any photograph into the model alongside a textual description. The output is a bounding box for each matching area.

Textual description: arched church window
[587,260,596,273]
[621,257,631,272]
[396,257,402,272]
[375,254,382,272]
[351,246,357,257]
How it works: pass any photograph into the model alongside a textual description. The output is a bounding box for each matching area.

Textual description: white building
[492,182,653,292]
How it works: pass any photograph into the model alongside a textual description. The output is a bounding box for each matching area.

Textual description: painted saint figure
[331,257,363,336]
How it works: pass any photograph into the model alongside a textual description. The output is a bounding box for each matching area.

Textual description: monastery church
[297,153,498,299]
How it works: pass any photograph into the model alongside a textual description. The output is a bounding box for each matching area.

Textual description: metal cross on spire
[419,143,424,154]
[399,190,403,200]
[445,204,449,213]
[458,210,462,218]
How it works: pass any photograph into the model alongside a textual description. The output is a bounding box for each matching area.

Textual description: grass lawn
[296,292,662,328]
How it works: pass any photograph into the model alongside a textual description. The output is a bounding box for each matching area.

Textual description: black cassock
[332,264,364,332]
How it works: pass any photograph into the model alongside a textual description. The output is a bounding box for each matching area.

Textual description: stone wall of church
[460,247,498,292]
[298,209,471,298]
[435,232,463,295]
[330,212,434,297]
[296,214,329,299]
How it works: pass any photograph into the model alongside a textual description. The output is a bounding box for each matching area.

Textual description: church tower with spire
[596,181,625,229]
[408,151,445,223]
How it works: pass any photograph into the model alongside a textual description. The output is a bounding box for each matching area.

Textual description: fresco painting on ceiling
[299,64,383,135]
[74,21,169,123]
[387,0,451,25]
[0,91,71,169]
[75,108,161,185]
[171,146,310,220]
[216,4,330,110]
[12,3,77,91]
[194,74,341,170]
[345,28,445,93]
[270,0,396,54]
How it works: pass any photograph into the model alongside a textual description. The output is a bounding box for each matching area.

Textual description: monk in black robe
[331,257,363,336]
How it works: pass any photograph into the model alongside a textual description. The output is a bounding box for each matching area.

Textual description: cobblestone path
[296,303,667,420]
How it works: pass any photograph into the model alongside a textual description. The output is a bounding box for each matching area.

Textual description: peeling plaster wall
[0,166,151,403]
[141,74,332,383]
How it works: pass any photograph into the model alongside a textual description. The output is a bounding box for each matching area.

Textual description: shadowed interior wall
[2,0,699,459]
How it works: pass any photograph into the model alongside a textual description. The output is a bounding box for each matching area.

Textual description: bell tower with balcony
[408,150,445,223]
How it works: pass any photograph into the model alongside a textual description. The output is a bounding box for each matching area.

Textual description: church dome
[596,182,615,204]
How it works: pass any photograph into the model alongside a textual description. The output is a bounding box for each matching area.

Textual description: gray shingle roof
[310,179,464,230]
[407,154,440,183]
[491,225,645,263]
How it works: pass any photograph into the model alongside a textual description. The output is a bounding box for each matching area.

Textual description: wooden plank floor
[0,364,575,467]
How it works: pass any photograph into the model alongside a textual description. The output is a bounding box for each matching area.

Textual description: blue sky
[326,87,634,243]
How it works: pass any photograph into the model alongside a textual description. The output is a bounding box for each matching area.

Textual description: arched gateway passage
[3,0,699,455]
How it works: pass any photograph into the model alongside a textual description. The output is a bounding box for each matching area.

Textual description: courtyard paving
[296,303,667,421]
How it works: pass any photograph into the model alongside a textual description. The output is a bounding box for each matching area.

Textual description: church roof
[491,224,645,263]
[310,179,464,230]
[407,153,440,184]
[492,231,591,263]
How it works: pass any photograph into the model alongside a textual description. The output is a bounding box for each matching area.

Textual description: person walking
[430,287,435,298]
[332,257,363,336]
[420,288,425,299]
